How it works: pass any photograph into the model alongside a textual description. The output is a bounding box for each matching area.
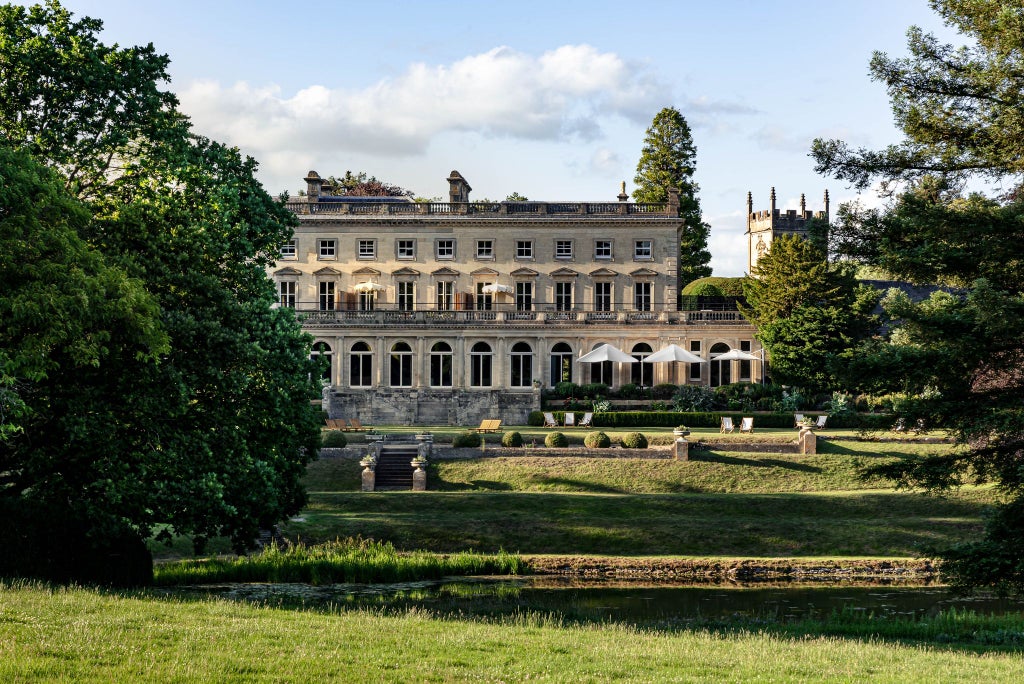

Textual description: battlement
[746,187,829,232]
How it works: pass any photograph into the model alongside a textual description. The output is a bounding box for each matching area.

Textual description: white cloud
[589,147,622,175]
[179,44,666,164]
[707,209,749,278]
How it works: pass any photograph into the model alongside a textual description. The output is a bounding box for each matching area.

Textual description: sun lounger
[740,417,754,433]
[564,413,575,428]
[543,412,558,429]
[814,415,827,429]
[472,419,503,433]
[720,416,735,433]
[578,412,593,428]
[349,418,368,431]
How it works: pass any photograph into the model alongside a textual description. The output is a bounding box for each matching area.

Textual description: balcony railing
[285,200,672,217]
[286,304,749,327]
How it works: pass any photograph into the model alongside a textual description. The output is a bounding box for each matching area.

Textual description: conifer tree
[633,107,712,287]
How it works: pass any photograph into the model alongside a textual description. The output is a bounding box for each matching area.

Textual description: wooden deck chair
[578,412,593,428]
[794,413,805,428]
[564,412,576,428]
[740,416,754,433]
[814,415,827,429]
[489,419,503,433]
[349,418,367,432]
[720,416,735,433]
[471,419,489,433]
[327,418,346,430]
[543,412,558,429]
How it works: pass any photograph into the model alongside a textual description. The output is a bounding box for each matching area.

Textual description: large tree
[741,235,878,391]
[633,107,712,286]
[0,1,322,581]
[812,0,1024,592]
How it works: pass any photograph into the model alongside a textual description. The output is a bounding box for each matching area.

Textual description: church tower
[746,188,829,273]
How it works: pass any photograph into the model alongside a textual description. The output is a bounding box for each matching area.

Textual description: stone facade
[746,188,829,273]
[270,170,765,426]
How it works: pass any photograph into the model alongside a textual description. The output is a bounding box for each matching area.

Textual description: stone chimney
[304,170,323,202]
[447,170,471,203]
[667,187,681,215]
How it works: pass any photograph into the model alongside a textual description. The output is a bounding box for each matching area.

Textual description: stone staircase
[373,444,418,489]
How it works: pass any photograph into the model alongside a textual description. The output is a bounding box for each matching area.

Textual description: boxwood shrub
[452,430,482,448]
[584,432,611,448]
[620,432,648,449]
[545,432,568,448]
[501,431,524,448]
[321,430,347,448]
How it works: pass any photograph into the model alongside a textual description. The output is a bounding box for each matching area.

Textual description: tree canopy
[0,1,322,582]
[324,171,413,197]
[812,0,1024,593]
[633,107,712,285]
[741,235,878,391]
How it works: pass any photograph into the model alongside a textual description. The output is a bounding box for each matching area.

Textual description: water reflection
[175,576,1024,625]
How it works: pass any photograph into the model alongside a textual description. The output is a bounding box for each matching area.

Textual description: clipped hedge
[452,431,482,448]
[584,432,611,448]
[321,430,348,448]
[620,432,648,449]
[545,432,568,448]
[528,410,901,430]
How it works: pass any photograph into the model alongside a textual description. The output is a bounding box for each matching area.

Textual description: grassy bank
[2,583,1022,682]
[154,538,522,586]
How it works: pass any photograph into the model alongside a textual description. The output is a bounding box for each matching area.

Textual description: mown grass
[154,538,522,585]
[283,487,997,557]
[3,582,1023,682]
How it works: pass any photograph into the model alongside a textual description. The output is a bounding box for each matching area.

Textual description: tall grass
[154,537,523,586]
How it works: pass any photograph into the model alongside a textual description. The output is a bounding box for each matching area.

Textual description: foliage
[583,432,611,448]
[617,383,642,399]
[651,383,678,400]
[592,399,611,413]
[554,381,578,397]
[827,392,855,418]
[0,1,322,568]
[324,170,413,197]
[811,0,1024,591]
[673,385,715,412]
[633,107,712,284]
[544,432,568,448]
[501,431,524,448]
[681,277,747,297]
[453,431,483,448]
[742,234,879,391]
[154,538,523,585]
[620,432,648,449]
[321,431,348,448]
[504,191,528,201]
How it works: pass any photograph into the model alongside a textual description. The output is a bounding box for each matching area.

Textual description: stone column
[412,465,427,491]
[799,428,817,455]
[674,438,689,461]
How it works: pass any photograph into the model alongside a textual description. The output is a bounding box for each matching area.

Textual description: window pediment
[313,266,342,276]
[274,266,303,277]
[550,267,579,278]
[353,266,382,277]
[589,268,618,278]
[511,267,538,277]
[470,267,499,278]
[392,267,420,277]
[630,267,658,278]
[432,266,460,277]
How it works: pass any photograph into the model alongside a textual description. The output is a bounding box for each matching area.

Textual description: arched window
[350,341,372,387]
[390,341,413,387]
[631,342,653,387]
[510,341,533,388]
[550,342,573,386]
[311,341,332,382]
[470,342,492,387]
[589,342,613,386]
[430,341,453,387]
[710,343,732,387]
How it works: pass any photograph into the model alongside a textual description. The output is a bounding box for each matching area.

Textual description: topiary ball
[545,432,568,448]
[321,430,347,448]
[584,431,611,448]
[452,430,482,448]
[502,431,524,448]
[620,432,648,449]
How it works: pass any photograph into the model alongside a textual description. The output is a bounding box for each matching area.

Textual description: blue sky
[52,0,958,276]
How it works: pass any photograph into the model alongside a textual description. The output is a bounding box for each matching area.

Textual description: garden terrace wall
[528,411,897,430]
[433,447,675,460]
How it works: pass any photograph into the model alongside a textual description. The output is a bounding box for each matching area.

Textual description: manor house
[271,170,767,425]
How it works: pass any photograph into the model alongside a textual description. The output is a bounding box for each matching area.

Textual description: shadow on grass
[692,452,822,473]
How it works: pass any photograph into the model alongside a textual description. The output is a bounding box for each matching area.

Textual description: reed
[153,537,523,586]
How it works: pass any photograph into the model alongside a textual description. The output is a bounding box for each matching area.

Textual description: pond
[175,577,1024,626]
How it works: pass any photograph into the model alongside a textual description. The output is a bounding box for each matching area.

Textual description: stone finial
[617,181,628,202]
[824,189,830,218]
[770,187,776,214]
[746,191,753,214]
[800,193,806,214]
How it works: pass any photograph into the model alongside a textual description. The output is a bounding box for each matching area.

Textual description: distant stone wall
[327,388,540,426]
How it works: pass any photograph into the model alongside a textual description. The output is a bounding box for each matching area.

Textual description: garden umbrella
[643,343,705,384]
[712,349,761,361]
[353,281,385,292]
[643,343,706,364]
[576,344,636,364]
[480,283,514,294]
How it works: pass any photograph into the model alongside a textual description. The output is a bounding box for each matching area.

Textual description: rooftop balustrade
[285,200,672,217]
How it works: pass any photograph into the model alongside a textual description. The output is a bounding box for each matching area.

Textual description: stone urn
[673,427,691,438]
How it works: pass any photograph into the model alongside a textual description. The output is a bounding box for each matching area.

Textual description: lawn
[3,582,1023,682]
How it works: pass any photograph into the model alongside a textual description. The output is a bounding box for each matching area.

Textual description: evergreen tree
[812,0,1024,593]
[741,235,878,391]
[633,107,712,286]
